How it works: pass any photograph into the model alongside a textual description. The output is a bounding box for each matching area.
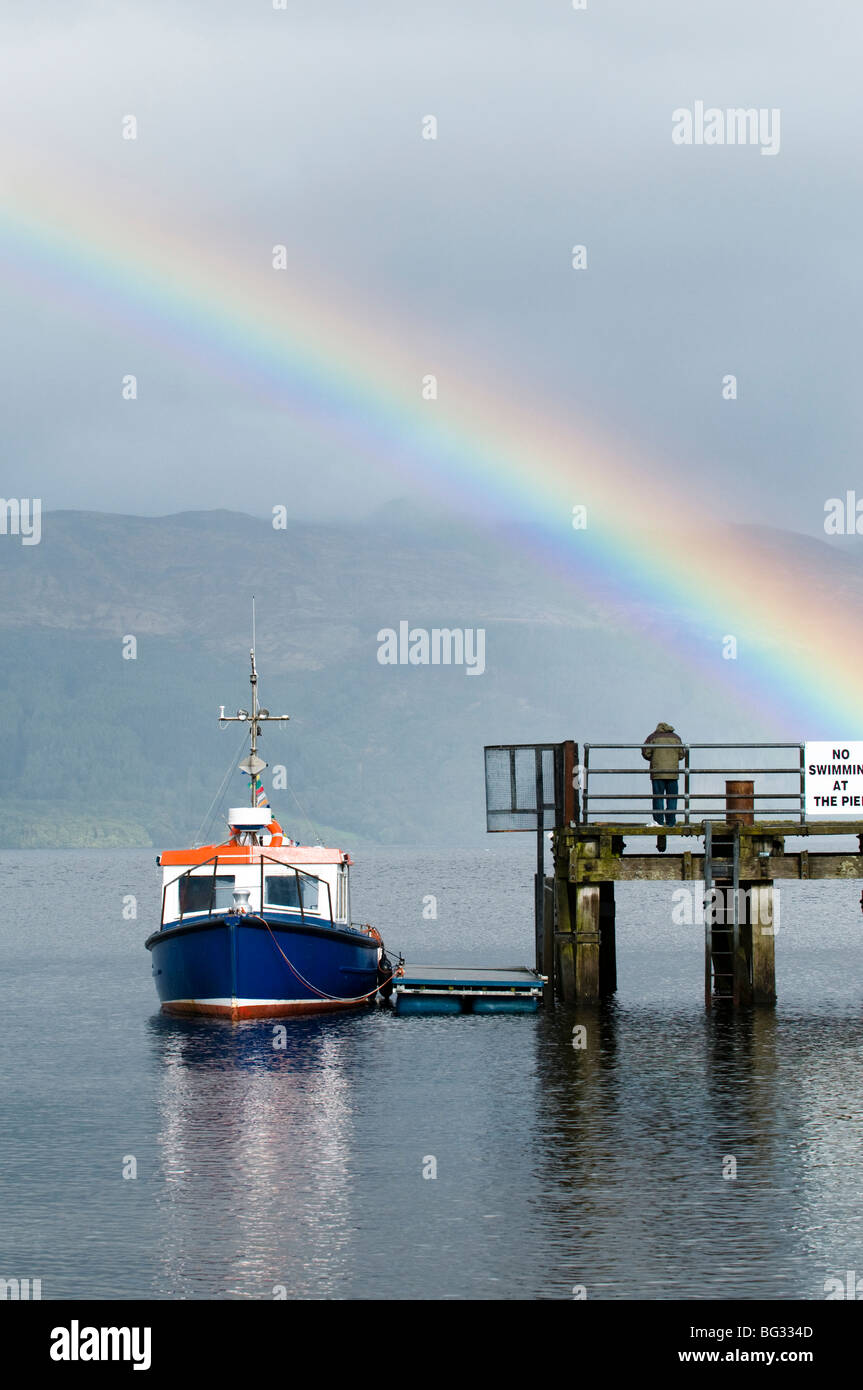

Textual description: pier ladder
[703,820,740,1005]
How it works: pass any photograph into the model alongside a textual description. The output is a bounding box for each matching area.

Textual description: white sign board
[805,742,863,815]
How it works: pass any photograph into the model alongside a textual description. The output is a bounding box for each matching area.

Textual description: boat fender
[377,951,395,1000]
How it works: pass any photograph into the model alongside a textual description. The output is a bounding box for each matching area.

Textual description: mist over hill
[0,507,857,849]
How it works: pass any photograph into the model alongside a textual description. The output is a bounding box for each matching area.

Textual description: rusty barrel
[726,779,754,825]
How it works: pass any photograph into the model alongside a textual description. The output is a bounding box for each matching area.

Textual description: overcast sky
[1,1,860,536]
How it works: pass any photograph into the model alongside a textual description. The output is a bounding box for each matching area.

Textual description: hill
[0,507,856,848]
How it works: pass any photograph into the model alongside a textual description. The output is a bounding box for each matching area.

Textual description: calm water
[2,844,863,1300]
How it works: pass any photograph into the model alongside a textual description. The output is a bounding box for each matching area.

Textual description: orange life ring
[266,819,284,847]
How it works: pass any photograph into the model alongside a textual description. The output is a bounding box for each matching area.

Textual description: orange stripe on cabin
[159,844,351,867]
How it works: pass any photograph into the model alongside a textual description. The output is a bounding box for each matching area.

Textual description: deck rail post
[563,740,578,825]
[799,744,806,825]
[583,745,590,824]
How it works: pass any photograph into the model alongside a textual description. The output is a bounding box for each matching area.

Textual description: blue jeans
[652,779,678,826]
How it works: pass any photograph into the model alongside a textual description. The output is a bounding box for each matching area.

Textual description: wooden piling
[599,880,617,994]
[552,834,578,1002]
[749,880,777,1004]
[575,882,601,1001]
[735,900,753,1007]
[553,869,615,1002]
[542,877,555,1007]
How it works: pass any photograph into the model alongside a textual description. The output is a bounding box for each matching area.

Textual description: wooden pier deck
[561,820,863,881]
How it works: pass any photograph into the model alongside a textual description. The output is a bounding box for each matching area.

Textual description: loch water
[2,843,863,1300]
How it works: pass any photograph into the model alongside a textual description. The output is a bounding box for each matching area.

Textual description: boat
[145,617,388,1020]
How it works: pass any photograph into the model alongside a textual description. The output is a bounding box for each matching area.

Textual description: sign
[805,742,863,815]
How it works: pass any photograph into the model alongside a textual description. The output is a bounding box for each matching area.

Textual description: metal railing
[162,853,222,927]
[258,852,335,929]
[160,852,334,929]
[581,743,806,825]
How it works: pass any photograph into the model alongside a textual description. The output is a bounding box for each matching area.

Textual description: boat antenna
[218,597,290,805]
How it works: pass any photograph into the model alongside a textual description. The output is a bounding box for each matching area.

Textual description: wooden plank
[574,819,863,837]
[801,855,863,878]
[397,965,542,987]
[572,853,863,882]
[582,856,689,881]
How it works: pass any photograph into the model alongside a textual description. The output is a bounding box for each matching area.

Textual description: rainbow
[1,161,858,735]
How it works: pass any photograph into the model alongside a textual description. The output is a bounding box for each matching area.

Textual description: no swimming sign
[805,743,863,814]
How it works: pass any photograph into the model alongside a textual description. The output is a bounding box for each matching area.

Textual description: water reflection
[528,1002,863,1298]
[148,1015,356,1299]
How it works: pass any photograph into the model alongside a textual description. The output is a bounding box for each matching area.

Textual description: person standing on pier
[641,722,685,846]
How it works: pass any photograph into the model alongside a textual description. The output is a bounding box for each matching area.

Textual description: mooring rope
[247,915,399,1004]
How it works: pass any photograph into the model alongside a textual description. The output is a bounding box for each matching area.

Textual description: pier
[484,741,863,1007]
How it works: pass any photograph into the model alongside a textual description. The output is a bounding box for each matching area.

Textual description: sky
[1,1,861,535]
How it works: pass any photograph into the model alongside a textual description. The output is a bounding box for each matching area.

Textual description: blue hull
[145,912,380,1019]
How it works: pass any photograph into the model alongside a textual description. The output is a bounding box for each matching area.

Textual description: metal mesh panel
[484,744,560,831]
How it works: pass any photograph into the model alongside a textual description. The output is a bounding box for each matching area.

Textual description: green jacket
[641,723,684,779]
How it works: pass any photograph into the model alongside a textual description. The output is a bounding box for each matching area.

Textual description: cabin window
[299,873,320,913]
[180,874,235,915]
[265,873,320,913]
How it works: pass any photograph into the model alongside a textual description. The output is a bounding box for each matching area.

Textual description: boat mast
[218,597,290,805]
[249,598,259,804]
